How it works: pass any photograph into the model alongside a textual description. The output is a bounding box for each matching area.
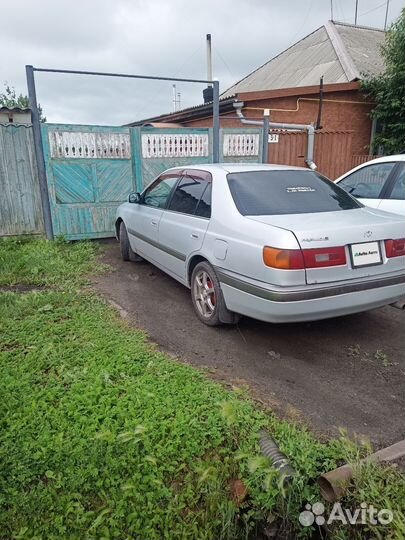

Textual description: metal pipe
[206,34,213,86]
[31,66,213,85]
[234,102,317,169]
[243,96,375,113]
[262,110,269,164]
[25,65,54,240]
[318,439,405,503]
[30,65,221,166]
[306,125,316,170]
[212,81,220,163]
[315,76,324,130]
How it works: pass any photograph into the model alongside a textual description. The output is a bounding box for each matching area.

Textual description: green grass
[0,236,100,288]
[0,237,404,539]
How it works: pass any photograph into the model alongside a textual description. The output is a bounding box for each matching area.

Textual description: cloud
[0,0,402,124]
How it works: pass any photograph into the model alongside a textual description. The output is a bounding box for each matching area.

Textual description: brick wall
[182,89,374,157]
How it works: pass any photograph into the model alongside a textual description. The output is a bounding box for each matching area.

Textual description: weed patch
[0,238,404,539]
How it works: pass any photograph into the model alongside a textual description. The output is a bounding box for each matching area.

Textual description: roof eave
[236,81,361,102]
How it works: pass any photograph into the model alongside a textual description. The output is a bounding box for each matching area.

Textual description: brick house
[129,21,386,178]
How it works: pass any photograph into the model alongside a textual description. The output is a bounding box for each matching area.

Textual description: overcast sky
[1,0,403,125]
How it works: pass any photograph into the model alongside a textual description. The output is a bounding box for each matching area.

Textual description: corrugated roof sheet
[222,21,385,97]
[335,22,385,77]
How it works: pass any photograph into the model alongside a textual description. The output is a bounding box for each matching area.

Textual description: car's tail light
[263,247,305,269]
[302,247,347,268]
[263,246,346,269]
[385,238,405,258]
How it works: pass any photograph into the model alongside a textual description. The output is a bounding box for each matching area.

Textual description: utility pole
[384,0,390,30]
[355,0,358,24]
[330,0,334,21]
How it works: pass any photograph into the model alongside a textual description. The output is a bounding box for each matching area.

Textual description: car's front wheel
[191,261,239,326]
[119,222,143,262]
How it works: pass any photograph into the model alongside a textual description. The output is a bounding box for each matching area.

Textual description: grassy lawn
[0,237,404,539]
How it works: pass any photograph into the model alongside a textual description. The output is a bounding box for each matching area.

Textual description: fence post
[25,65,54,240]
[212,81,220,163]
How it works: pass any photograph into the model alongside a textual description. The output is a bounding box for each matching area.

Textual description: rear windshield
[227,170,362,216]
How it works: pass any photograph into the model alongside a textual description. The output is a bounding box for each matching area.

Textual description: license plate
[350,241,382,268]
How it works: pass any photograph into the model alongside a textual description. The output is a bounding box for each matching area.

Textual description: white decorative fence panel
[49,131,131,159]
[142,133,209,158]
[223,134,260,157]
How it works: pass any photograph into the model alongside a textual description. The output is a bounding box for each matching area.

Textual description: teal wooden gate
[42,124,136,240]
[41,124,262,240]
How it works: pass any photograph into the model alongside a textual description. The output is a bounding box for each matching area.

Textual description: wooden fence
[267,129,356,179]
[0,125,44,236]
[351,154,381,169]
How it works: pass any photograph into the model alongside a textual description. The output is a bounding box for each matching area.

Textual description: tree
[0,83,46,122]
[362,8,405,155]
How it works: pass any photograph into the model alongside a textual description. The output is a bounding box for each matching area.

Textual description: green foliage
[0,238,404,539]
[0,82,46,122]
[0,236,102,288]
[362,9,405,154]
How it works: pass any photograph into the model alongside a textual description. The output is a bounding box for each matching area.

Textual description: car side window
[339,162,396,199]
[167,170,212,218]
[389,164,405,200]
[195,183,212,218]
[168,175,208,215]
[143,173,180,208]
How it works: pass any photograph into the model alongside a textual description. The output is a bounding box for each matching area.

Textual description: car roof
[336,154,405,181]
[166,163,310,174]
[360,155,405,163]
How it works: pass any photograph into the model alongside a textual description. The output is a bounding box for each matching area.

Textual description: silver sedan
[115,164,405,325]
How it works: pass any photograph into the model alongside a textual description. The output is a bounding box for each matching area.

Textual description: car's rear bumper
[216,269,405,323]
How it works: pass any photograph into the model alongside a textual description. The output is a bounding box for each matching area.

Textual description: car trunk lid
[247,208,405,284]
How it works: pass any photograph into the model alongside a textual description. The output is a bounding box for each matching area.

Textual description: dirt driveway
[94,240,405,446]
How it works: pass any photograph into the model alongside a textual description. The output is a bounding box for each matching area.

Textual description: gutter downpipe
[233,102,317,170]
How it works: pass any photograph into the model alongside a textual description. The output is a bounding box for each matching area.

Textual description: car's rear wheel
[191,261,239,326]
[119,222,143,262]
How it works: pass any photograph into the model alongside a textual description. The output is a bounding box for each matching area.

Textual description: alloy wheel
[193,270,216,318]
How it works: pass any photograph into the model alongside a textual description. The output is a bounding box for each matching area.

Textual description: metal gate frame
[25,65,220,240]
[39,123,262,240]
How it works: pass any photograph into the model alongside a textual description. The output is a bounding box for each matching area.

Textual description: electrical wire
[359,1,387,17]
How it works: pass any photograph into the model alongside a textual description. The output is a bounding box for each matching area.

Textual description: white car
[115,164,405,326]
[335,155,405,216]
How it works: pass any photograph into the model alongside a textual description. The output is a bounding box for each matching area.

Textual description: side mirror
[129,192,141,204]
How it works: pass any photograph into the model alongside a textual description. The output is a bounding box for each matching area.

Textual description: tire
[191,261,239,326]
[119,222,143,262]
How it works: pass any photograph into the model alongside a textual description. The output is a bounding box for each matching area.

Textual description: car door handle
[191,233,199,239]
[151,220,158,226]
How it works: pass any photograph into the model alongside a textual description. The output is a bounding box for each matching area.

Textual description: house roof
[222,21,385,97]
[127,21,384,126]
[0,107,31,114]
[125,96,236,127]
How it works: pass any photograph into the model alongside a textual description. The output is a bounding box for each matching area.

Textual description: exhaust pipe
[318,440,405,503]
